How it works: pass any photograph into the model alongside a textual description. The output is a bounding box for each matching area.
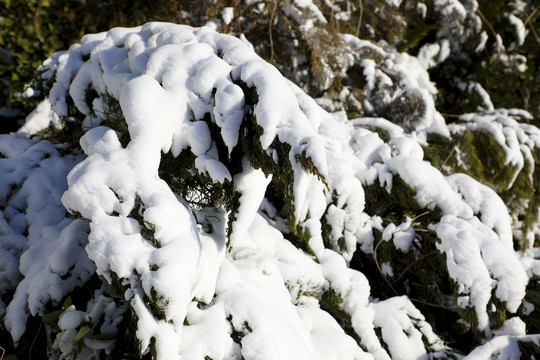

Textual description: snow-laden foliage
[0,134,94,339]
[2,1,540,359]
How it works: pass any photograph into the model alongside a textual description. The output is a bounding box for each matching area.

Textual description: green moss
[1,0,184,110]
[455,305,480,336]
[66,209,91,223]
[519,278,540,334]
[489,296,508,330]
[100,92,130,148]
[516,149,540,248]
[364,174,442,226]
[319,288,360,345]
[286,222,316,257]
[149,264,159,272]
[295,151,329,190]
[285,280,321,301]
[110,306,152,360]
[129,195,160,248]
[517,338,540,359]
[397,24,440,53]
[109,271,129,298]
[226,314,253,346]
[357,171,502,352]
[158,147,241,247]
[303,25,348,94]
[370,85,427,132]
[422,132,458,175]
[143,288,170,322]
[448,287,508,339]
[424,129,540,249]
[157,78,300,249]
[460,131,518,192]
[36,113,85,150]
[233,79,325,252]
[149,337,157,360]
[159,149,209,208]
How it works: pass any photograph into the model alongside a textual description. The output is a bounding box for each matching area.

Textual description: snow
[222,7,234,25]
[18,98,61,134]
[463,335,540,360]
[341,35,449,134]
[508,13,527,46]
[62,124,204,356]
[493,317,526,337]
[2,17,539,360]
[372,296,446,360]
[453,109,540,191]
[447,173,513,245]
[434,215,527,331]
[0,135,93,342]
[229,159,272,248]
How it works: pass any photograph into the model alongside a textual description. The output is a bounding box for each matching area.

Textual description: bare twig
[355,0,363,38]
[411,298,451,310]
[524,7,539,27]
[236,0,242,36]
[45,323,60,360]
[394,250,438,283]
[373,237,399,296]
[475,5,498,40]
[524,8,540,48]
[269,0,278,63]
[440,113,463,118]
[411,211,430,223]
[29,320,43,360]
[438,146,456,172]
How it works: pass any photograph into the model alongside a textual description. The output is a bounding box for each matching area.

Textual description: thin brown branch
[29,320,43,360]
[411,211,430,223]
[411,298,451,310]
[440,112,463,118]
[45,323,60,360]
[373,237,399,296]
[269,1,278,63]
[524,9,540,48]
[438,146,456,172]
[355,0,363,38]
[393,250,438,283]
[475,5,498,40]
[524,7,539,27]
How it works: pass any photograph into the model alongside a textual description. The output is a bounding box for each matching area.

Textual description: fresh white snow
[1,11,539,360]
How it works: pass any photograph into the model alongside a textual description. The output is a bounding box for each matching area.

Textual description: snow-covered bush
[2,2,540,359]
